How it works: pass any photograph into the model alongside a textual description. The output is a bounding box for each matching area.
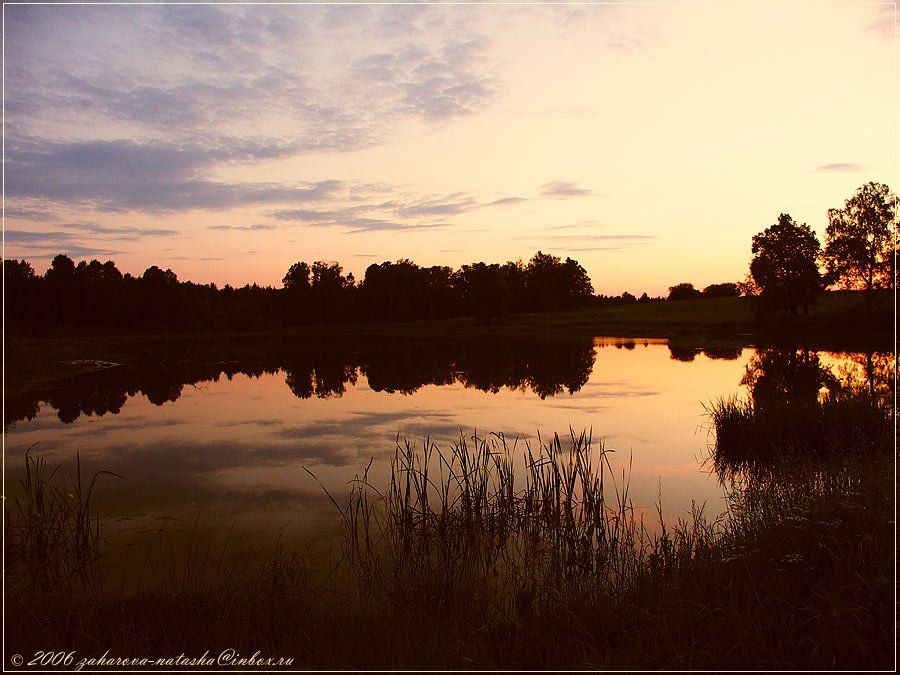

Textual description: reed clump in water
[5,448,120,593]
[336,431,654,627]
[705,390,892,476]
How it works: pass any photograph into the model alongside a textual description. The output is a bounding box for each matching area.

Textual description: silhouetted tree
[283,261,311,290]
[457,263,512,322]
[737,274,760,297]
[501,260,529,313]
[667,282,701,301]
[3,259,39,331]
[701,282,739,298]
[749,214,823,315]
[140,265,182,328]
[282,261,312,325]
[823,181,897,311]
[310,261,354,323]
[524,252,594,311]
[44,254,78,325]
[560,256,594,307]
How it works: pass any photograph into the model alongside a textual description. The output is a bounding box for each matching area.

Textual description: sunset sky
[4,2,895,295]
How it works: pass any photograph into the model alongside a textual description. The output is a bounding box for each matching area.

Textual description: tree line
[4,251,595,334]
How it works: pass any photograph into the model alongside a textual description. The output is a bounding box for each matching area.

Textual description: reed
[6,447,120,592]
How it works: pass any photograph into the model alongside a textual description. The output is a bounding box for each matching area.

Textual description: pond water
[4,336,885,546]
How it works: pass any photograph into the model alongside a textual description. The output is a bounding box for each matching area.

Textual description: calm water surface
[5,337,879,544]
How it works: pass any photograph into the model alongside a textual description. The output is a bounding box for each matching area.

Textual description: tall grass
[6,448,120,592]
[5,392,894,669]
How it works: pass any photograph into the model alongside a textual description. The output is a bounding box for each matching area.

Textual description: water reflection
[742,348,840,405]
[742,347,892,405]
[667,343,744,362]
[4,338,889,544]
[6,338,597,427]
[710,346,893,480]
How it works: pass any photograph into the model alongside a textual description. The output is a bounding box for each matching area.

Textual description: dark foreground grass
[5,392,894,670]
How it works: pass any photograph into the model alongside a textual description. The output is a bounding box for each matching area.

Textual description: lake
[4,336,884,547]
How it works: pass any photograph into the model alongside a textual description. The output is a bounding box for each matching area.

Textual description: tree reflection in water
[5,338,597,427]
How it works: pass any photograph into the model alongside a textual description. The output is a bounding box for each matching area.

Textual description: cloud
[816,162,862,173]
[556,246,632,253]
[267,184,541,235]
[7,136,348,213]
[524,232,655,254]
[5,5,499,160]
[483,196,528,208]
[394,192,479,218]
[11,244,122,259]
[270,206,442,233]
[208,223,278,231]
[547,219,605,230]
[348,221,447,234]
[6,229,79,244]
[320,5,373,31]
[56,222,180,239]
[4,206,59,221]
[6,227,162,247]
[5,223,179,259]
[541,181,593,198]
[4,4,506,251]
[546,234,653,242]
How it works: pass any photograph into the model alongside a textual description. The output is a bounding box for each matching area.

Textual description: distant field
[504,291,890,339]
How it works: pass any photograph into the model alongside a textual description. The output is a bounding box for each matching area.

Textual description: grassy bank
[5,389,894,670]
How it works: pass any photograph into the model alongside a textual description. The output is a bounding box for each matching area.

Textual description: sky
[3,1,896,295]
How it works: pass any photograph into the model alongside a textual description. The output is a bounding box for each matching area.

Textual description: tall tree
[749,214,823,315]
[823,181,897,309]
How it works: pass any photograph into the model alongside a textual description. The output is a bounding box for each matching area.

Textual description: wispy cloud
[815,162,862,173]
[6,229,81,244]
[541,234,654,243]
[519,232,655,254]
[4,206,59,221]
[5,229,121,259]
[55,222,180,239]
[394,192,479,218]
[208,223,278,231]
[484,196,528,208]
[540,181,593,198]
[547,219,605,230]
